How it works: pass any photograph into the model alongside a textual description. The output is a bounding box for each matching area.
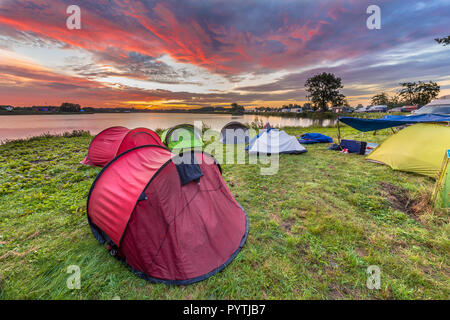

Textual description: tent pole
[337,119,341,145]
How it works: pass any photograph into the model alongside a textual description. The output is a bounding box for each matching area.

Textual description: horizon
[1,1,450,109]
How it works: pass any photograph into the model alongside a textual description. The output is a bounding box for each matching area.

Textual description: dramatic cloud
[0,0,449,108]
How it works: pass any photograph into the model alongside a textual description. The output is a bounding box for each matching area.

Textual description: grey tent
[220,121,249,144]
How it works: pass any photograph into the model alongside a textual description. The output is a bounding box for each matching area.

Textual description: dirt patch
[378,182,430,217]
[297,243,309,255]
[295,209,307,219]
[26,232,39,240]
[29,157,56,164]
[328,283,362,300]
[270,213,281,223]
[271,212,296,234]
[355,247,368,257]
[281,217,296,233]
[0,247,39,260]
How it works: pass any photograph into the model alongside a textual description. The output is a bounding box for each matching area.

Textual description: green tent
[161,124,203,150]
[432,150,450,209]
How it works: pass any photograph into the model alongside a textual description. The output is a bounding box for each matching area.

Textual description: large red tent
[81,126,163,167]
[87,145,248,284]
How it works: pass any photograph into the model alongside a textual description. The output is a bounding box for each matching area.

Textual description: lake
[0,113,336,141]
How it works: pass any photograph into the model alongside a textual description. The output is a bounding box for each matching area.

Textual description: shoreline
[0,124,341,144]
[0,112,400,143]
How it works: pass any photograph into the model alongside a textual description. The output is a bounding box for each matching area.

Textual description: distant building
[355,106,370,113]
[302,104,313,112]
[0,105,14,111]
[388,107,403,113]
[401,105,419,113]
[331,106,343,113]
[331,106,353,113]
[368,105,388,113]
[31,106,59,112]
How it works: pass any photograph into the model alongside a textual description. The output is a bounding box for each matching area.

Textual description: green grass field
[0,126,448,299]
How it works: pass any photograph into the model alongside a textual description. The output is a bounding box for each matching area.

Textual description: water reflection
[0,113,336,141]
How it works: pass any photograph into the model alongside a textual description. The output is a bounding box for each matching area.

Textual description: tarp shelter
[432,150,450,208]
[366,124,450,177]
[81,126,163,167]
[87,146,248,285]
[338,114,450,132]
[220,121,249,144]
[298,133,333,144]
[161,124,203,150]
[247,128,307,154]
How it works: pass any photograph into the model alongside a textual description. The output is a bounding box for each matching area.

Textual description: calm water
[0,113,335,141]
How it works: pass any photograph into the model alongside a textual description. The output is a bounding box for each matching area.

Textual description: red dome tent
[81,126,163,167]
[87,145,248,285]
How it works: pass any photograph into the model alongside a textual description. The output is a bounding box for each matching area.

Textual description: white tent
[247,129,307,154]
[427,98,450,106]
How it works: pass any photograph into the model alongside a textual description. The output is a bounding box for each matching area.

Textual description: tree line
[235,73,441,113]
[301,73,440,112]
[371,81,440,108]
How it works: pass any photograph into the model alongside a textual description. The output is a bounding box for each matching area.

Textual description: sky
[0,0,449,109]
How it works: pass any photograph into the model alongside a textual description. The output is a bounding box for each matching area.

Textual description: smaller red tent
[81,126,163,167]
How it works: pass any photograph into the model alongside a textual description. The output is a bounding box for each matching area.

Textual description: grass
[0,125,448,300]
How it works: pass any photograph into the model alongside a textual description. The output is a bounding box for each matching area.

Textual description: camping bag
[340,139,367,155]
[299,133,333,144]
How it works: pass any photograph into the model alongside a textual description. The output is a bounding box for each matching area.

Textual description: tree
[60,102,81,112]
[398,83,416,104]
[371,92,389,106]
[398,81,440,106]
[435,36,450,46]
[371,93,402,108]
[386,95,403,109]
[230,102,245,115]
[83,107,95,113]
[305,73,346,111]
[414,81,440,105]
[331,94,349,107]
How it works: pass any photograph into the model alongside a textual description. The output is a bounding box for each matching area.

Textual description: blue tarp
[299,133,333,144]
[339,114,450,132]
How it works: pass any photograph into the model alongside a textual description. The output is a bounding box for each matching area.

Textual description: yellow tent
[431,150,450,208]
[367,123,450,177]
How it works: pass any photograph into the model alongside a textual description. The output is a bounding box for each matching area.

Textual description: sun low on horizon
[0,0,449,109]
